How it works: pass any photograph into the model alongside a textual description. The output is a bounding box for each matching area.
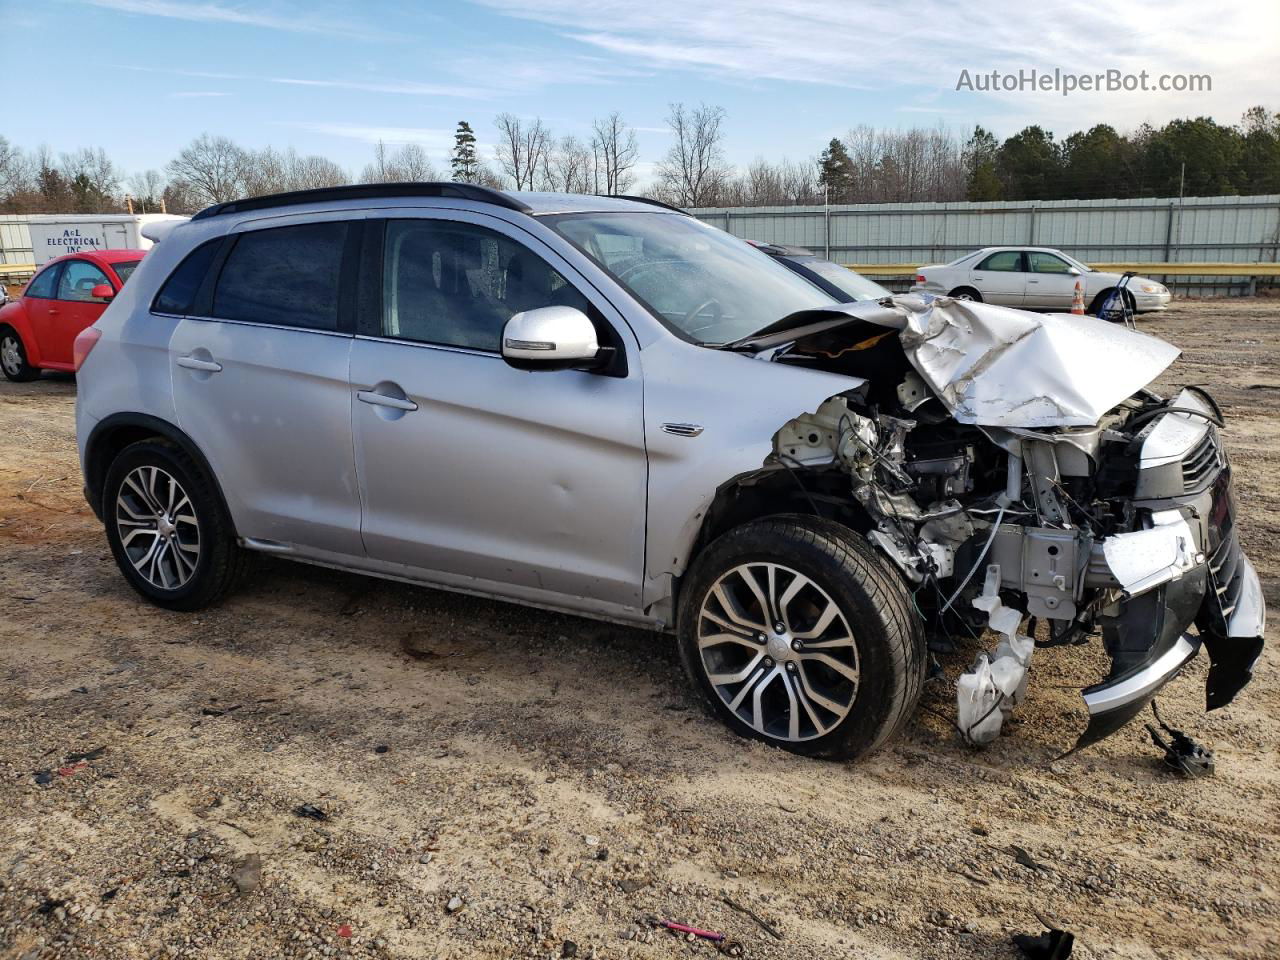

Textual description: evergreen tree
[451,121,479,183]
[964,126,1002,201]
[817,137,854,203]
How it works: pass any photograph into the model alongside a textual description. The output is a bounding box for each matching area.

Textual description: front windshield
[542,212,834,344]
[799,259,891,300]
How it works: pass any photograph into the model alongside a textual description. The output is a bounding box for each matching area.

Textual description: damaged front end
[763,295,1265,750]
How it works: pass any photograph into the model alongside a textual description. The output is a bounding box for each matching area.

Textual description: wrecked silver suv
[76,188,1263,760]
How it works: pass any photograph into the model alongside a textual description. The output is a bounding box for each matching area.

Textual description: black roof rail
[191,182,533,221]
[603,194,689,214]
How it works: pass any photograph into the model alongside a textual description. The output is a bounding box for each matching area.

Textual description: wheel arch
[84,413,234,531]
[671,466,876,629]
[1,311,45,369]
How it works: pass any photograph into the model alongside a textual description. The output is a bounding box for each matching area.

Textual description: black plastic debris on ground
[294,803,329,821]
[1013,926,1074,959]
[1146,701,1214,777]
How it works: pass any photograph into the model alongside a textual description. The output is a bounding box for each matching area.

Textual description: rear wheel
[1,328,38,382]
[947,287,982,302]
[102,439,245,611]
[677,515,925,760]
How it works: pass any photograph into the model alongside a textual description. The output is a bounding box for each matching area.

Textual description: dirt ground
[2,299,1278,960]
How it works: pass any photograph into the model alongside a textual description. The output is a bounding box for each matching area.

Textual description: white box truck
[26,214,188,265]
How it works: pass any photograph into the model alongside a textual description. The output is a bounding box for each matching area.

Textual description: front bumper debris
[1070,446,1265,751]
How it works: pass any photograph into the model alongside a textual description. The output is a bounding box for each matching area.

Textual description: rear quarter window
[25,264,60,299]
[153,240,222,315]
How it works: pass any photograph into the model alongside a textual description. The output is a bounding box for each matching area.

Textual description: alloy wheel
[115,465,201,590]
[696,562,860,742]
[1,335,22,378]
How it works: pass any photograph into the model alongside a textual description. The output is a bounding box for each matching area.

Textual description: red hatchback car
[0,249,144,381]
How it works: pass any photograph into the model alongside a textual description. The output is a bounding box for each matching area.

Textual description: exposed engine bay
[757,294,1266,750]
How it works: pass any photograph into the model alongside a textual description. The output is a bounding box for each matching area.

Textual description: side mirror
[91,283,115,301]
[502,306,601,371]
[1067,267,1082,276]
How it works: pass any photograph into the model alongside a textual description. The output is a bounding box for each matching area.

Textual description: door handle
[1027,279,1040,284]
[177,355,223,372]
[357,390,418,412]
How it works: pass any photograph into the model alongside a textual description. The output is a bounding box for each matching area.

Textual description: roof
[746,239,816,258]
[191,183,684,222]
[42,248,146,266]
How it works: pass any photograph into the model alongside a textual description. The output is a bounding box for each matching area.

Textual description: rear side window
[154,239,221,315]
[214,222,348,331]
[26,265,60,299]
[977,251,1023,272]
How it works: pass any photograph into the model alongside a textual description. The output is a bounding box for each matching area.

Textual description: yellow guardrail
[848,262,1280,276]
[0,262,35,275]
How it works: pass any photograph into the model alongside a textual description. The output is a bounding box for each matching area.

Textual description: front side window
[543,212,832,344]
[382,219,590,352]
[977,251,1024,272]
[1028,252,1073,274]
[56,260,111,302]
[25,265,60,299]
[214,221,348,331]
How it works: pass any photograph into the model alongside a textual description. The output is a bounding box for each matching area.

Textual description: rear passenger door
[969,250,1027,305]
[164,217,365,557]
[348,212,648,612]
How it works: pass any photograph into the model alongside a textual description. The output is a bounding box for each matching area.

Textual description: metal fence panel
[690,194,1280,295]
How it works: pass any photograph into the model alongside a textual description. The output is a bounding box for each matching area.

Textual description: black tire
[102,439,245,611]
[948,286,982,302]
[1089,288,1134,322]
[0,327,39,382]
[677,515,925,760]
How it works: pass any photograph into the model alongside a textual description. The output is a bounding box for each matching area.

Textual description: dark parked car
[748,241,890,302]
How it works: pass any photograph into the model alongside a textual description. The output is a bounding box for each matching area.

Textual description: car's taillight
[916,274,927,284]
[73,327,102,371]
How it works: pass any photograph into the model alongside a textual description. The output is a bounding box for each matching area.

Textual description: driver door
[349,212,648,612]
[1024,251,1080,309]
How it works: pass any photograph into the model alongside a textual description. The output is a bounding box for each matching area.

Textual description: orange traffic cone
[1070,280,1085,315]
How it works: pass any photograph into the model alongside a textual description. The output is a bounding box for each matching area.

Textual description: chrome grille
[1180,430,1222,492]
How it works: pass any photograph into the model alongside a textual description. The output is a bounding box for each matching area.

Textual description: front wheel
[677,516,925,760]
[1,328,38,382]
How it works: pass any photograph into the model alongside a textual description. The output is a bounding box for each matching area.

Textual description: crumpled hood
[786,294,1181,428]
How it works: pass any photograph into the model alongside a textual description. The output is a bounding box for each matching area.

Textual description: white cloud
[121,65,485,99]
[82,0,393,40]
[474,0,1280,133]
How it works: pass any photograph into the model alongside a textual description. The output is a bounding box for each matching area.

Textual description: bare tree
[542,135,592,193]
[590,112,639,193]
[361,141,438,182]
[167,134,249,206]
[655,103,730,207]
[0,136,33,201]
[127,169,168,211]
[494,113,551,190]
[60,146,120,208]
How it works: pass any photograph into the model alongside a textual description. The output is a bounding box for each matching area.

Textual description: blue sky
[9,0,1278,185]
